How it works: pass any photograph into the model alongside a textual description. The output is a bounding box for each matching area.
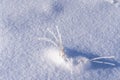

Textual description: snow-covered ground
[0,0,120,80]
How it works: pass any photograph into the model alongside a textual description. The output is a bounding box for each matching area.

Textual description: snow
[43,47,91,74]
[1,0,120,80]
[44,48,67,66]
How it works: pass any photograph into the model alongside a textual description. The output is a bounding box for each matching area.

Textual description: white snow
[43,47,91,74]
[44,48,67,66]
[1,0,120,80]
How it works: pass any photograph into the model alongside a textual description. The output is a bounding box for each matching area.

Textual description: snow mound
[43,47,91,74]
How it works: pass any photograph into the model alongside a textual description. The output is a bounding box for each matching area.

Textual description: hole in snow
[52,1,64,14]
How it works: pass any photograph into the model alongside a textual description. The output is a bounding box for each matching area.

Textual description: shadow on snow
[64,47,120,69]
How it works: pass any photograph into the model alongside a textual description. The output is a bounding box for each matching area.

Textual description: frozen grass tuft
[38,26,116,73]
[38,26,67,61]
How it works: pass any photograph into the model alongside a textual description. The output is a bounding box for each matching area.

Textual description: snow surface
[1,0,120,80]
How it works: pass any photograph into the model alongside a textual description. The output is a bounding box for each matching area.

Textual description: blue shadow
[64,48,120,69]
[52,1,64,13]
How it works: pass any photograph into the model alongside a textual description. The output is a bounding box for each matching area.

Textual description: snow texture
[0,0,120,80]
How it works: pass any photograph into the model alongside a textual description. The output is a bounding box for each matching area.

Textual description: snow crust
[1,0,120,80]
